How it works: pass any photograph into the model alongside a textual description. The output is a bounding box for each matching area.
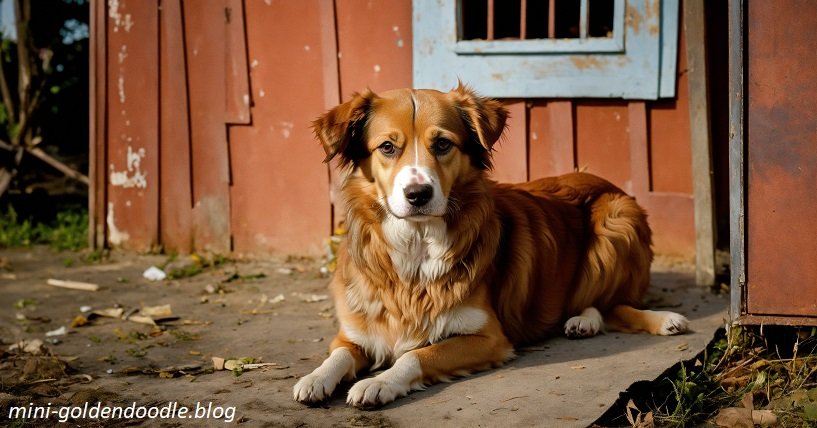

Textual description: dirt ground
[0,247,728,427]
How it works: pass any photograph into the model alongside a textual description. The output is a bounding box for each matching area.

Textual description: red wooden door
[745,1,817,317]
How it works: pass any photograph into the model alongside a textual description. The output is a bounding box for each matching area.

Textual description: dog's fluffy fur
[293,84,689,408]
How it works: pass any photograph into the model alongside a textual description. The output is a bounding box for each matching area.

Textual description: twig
[27,146,89,185]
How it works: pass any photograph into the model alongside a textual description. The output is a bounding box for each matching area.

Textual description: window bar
[547,0,555,39]
[487,0,495,40]
[579,0,588,39]
[520,0,527,39]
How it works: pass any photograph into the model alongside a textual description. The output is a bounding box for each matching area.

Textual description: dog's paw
[293,372,337,404]
[656,312,689,335]
[564,307,603,338]
[347,377,409,408]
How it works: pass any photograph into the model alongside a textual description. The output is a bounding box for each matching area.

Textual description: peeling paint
[373,64,381,73]
[251,59,259,68]
[304,45,311,52]
[393,25,404,48]
[279,122,294,139]
[117,45,128,64]
[117,75,126,103]
[263,0,271,5]
[570,56,607,70]
[106,202,130,245]
[242,94,250,105]
[110,146,148,189]
[108,0,133,33]
[258,89,265,98]
[531,131,538,141]
[626,3,642,35]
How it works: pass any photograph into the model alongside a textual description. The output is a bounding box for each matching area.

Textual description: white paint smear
[110,146,147,189]
[106,202,130,245]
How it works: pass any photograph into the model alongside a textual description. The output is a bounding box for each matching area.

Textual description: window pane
[494,0,521,40]
[554,0,580,38]
[461,0,488,40]
[589,0,614,37]
[525,0,549,39]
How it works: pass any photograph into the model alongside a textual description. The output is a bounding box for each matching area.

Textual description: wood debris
[47,278,99,291]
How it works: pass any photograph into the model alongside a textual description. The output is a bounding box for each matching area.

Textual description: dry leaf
[714,408,754,428]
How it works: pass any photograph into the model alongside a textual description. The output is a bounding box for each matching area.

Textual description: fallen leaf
[751,409,777,426]
[714,407,754,428]
[70,315,89,328]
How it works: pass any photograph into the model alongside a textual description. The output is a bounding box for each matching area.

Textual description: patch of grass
[598,326,817,427]
[168,329,199,341]
[163,253,231,280]
[0,205,87,250]
[13,298,37,309]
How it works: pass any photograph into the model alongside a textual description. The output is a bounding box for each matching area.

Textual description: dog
[293,83,689,408]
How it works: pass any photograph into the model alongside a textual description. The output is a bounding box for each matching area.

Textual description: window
[414,0,679,99]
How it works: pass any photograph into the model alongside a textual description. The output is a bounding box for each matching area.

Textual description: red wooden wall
[92,0,697,257]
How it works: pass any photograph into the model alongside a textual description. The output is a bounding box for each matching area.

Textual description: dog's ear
[312,90,377,168]
[450,82,508,170]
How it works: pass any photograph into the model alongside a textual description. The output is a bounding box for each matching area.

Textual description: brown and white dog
[293,84,688,408]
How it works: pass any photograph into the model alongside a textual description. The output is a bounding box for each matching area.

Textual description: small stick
[47,278,99,291]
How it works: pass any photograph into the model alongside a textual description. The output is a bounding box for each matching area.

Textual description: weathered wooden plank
[528,100,575,179]
[159,0,193,253]
[105,0,160,250]
[575,101,630,192]
[225,0,251,124]
[335,0,412,97]
[684,0,716,286]
[89,0,107,249]
[183,1,232,253]
[489,101,528,184]
[728,0,745,321]
[228,0,331,255]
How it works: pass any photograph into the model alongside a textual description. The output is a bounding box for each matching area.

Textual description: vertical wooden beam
[489,101,528,183]
[225,0,251,124]
[159,0,193,253]
[547,0,555,38]
[684,0,716,286]
[319,0,343,232]
[627,101,650,199]
[487,0,495,40]
[520,0,527,39]
[89,0,107,249]
[579,0,588,38]
[728,0,745,321]
[547,101,575,173]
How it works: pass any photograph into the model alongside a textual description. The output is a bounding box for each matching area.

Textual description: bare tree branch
[0,43,17,124]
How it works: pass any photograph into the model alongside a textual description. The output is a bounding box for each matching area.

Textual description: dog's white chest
[381,216,452,284]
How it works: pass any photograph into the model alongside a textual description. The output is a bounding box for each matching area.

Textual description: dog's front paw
[293,372,337,404]
[657,312,689,335]
[564,307,603,338]
[347,377,409,409]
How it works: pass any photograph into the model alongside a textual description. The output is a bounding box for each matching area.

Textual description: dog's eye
[378,142,397,157]
[432,138,454,156]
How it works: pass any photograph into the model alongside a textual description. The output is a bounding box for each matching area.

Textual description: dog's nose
[404,184,433,207]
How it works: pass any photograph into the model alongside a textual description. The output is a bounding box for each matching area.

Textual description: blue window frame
[414,0,679,99]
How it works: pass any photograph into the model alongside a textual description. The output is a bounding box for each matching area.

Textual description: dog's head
[313,83,507,221]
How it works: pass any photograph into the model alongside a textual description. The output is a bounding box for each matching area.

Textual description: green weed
[0,206,87,250]
[645,326,817,427]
